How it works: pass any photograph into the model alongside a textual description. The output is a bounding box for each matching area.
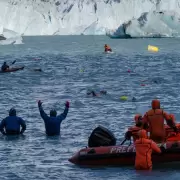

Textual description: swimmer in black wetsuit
[87,90,107,97]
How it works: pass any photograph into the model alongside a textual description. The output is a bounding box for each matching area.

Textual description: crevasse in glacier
[0,0,180,36]
[108,10,180,38]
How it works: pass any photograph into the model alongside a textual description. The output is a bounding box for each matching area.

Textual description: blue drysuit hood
[9,108,16,116]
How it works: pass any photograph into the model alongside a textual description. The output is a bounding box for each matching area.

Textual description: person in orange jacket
[165,114,180,140]
[104,44,112,52]
[125,114,143,141]
[142,99,177,143]
[135,129,161,170]
[169,114,176,124]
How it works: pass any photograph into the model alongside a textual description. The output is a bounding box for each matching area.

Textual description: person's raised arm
[57,101,70,122]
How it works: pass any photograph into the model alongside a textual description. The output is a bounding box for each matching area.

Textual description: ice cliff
[0,0,180,37]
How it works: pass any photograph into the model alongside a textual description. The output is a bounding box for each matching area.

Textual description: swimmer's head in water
[87,91,96,96]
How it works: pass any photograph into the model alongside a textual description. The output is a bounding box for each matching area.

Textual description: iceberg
[0,28,23,45]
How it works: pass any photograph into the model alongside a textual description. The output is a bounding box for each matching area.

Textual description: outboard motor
[88,125,116,147]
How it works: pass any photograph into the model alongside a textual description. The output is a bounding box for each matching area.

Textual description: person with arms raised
[38,100,69,136]
[0,108,26,135]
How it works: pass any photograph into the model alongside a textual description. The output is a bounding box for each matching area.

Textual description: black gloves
[160,146,166,153]
[38,100,42,107]
[173,126,178,133]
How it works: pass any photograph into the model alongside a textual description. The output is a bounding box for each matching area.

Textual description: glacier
[0,0,180,37]
[107,10,180,38]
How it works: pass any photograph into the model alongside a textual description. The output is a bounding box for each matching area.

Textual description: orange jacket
[104,44,111,51]
[125,114,143,141]
[142,100,172,143]
[127,126,141,141]
[135,130,161,170]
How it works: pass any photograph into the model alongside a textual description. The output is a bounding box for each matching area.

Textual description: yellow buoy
[148,45,159,52]
[120,96,128,101]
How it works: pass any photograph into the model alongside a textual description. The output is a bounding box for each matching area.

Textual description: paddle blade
[11,60,16,65]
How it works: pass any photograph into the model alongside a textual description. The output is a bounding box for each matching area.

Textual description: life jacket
[135,130,161,170]
[144,108,168,143]
[104,45,111,51]
[127,126,141,141]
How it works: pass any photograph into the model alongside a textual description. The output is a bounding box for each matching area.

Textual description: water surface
[0,36,180,179]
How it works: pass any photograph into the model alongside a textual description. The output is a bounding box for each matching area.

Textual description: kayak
[104,51,114,54]
[69,140,180,167]
[69,125,180,167]
[0,66,24,73]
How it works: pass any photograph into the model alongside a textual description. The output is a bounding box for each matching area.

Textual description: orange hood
[151,99,160,109]
[134,114,142,124]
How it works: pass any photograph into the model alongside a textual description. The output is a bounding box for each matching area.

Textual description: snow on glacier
[0,0,180,36]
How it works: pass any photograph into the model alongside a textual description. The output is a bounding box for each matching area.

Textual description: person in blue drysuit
[38,100,70,136]
[0,108,26,135]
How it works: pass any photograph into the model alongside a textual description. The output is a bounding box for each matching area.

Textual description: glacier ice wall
[108,10,180,38]
[0,0,180,36]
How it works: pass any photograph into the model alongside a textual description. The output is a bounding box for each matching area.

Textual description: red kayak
[69,125,180,167]
[0,66,24,73]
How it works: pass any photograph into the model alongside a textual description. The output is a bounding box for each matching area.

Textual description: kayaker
[135,129,161,170]
[0,108,26,135]
[1,62,9,71]
[87,90,107,97]
[38,100,69,136]
[104,44,112,52]
[142,99,178,143]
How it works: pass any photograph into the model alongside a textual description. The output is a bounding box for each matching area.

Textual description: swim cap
[9,108,16,116]
[138,129,147,139]
[50,109,57,117]
[151,99,160,109]
[120,96,128,101]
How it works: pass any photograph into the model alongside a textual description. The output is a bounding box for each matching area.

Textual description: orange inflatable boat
[69,125,180,167]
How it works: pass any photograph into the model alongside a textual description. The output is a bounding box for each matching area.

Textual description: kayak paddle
[11,60,16,65]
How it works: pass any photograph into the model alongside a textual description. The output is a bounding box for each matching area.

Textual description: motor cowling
[88,125,116,147]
